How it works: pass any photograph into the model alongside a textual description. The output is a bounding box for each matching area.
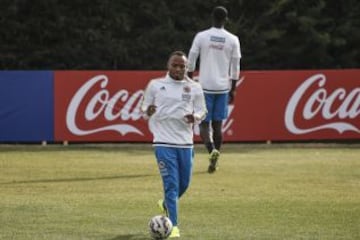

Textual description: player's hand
[184,114,195,123]
[228,90,236,104]
[146,105,157,117]
[187,71,193,79]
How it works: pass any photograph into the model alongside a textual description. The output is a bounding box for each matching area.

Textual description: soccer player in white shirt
[141,51,207,238]
[188,6,241,173]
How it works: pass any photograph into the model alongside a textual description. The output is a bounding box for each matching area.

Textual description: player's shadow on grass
[0,174,155,185]
[108,234,148,240]
[193,169,212,175]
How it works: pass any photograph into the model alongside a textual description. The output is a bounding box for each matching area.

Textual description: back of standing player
[187,6,242,173]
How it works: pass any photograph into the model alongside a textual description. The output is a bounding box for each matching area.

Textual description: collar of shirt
[166,73,187,84]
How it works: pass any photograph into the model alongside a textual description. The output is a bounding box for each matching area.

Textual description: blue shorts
[204,93,229,122]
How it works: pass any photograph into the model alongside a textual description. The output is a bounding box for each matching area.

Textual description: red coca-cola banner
[54,70,360,142]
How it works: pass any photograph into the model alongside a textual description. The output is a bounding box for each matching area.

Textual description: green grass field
[0,143,359,240]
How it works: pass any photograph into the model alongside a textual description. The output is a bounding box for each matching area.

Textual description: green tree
[0,0,359,70]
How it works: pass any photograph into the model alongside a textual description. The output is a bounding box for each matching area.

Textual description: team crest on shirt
[183,86,191,93]
[182,86,191,102]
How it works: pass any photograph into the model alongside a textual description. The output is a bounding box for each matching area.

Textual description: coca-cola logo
[285,73,360,134]
[66,74,145,136]
[66,74,245,137]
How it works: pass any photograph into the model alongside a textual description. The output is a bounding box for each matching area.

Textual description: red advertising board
[54,71,162,142]
[54,70,360,142]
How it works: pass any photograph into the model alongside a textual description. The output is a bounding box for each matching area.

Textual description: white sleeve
[232,36,242,59]
[141,81,155,113]
[230,57,241,80]
[230,36,241,80]
[188,34,201,72]
[193,86,207,123]
[188,51,199,72]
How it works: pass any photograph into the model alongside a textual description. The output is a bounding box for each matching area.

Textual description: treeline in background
[1,0,359,70]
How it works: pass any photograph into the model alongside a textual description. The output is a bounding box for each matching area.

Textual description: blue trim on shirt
[153,142,193,148]
[203,88,229,94]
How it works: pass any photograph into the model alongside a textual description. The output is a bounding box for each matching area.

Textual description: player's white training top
[188,27,241,94]
[141,74,207,148]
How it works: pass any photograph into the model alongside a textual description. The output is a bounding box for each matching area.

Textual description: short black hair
[169,50,187,58]
[212,6,228,21]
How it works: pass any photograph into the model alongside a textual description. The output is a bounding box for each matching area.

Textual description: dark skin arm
[228,79,237,104]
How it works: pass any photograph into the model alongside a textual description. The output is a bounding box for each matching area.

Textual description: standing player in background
[141,51,207,238]
[187,6,241,173]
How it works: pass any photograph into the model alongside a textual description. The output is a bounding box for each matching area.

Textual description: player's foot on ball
[208,149,220,173]
[157,199,168,216]
[169,226,180,238]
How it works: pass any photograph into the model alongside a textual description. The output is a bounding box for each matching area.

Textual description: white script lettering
[66,75,144,136]
[285,74,360,134]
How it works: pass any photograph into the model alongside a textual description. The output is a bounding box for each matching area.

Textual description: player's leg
[155,146,179,226]
[199,121,214,153]
[212,93,229,150]
[212,120,223,151]
[200,93,215,153]
[165,147,193,238]
[208,93,229,173]
[177,147,194,198]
